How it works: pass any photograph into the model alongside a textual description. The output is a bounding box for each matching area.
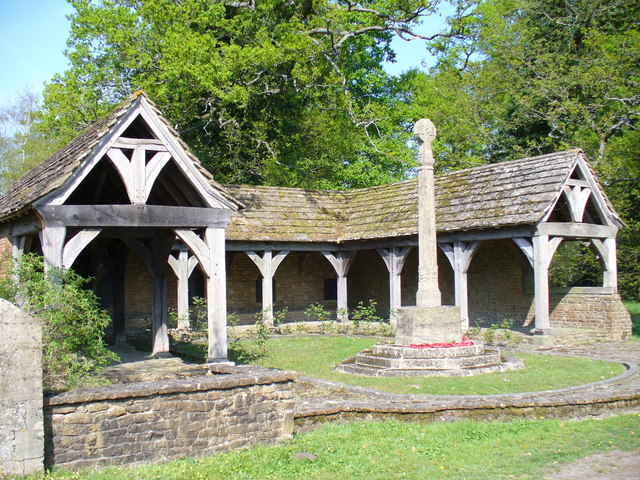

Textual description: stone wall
[44,367,296,470]
[0,300,44,477]
[550,292,632,339]
[227,251,337,323]
[467,240,535,325]
[123,255,178,329]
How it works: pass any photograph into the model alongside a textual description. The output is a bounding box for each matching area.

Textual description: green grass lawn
[42,414,640,480]
[175,335,624,395]
[250,336,624,395]
[625,301,640,338]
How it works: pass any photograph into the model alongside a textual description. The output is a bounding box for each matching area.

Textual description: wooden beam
[62,228,102,268]
[121,238,154,275]
[175,229,211,277]
[563,185,591,222]
[566,178,591,188]
[437,227,535,244]
[9,216,41,237]
[536,222,617,239]
[513,238,534,267]
[36,205,233,229]
[111,137,168,151]
[106,148,136,203]
[227,241,340,252]
[144,152,172,202]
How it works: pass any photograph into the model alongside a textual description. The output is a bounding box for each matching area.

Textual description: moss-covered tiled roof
[226,150,595,243]
[224,185,348,242]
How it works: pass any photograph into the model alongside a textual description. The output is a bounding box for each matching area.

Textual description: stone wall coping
[45,366,296,407]
[295,360,638,417]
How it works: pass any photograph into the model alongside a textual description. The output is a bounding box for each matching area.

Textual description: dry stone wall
[0,299,44,477]
[44,368,296,470]
[549,292,632,339]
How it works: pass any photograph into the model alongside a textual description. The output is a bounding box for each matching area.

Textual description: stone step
[354,351,502,370]
[372,343,485,359]
[336,355,524,377]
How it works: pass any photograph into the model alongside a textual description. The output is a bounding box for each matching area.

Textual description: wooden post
[168,247,198,329]
[532,234,562,334]
[440,241,480,329]
[206,228,228,362]
[246,250,289,326]
[322,251,356,322]
[603,237,617,291]
[175,228,231,362]
[591,237,618,291]
[39,226,66,273]
[176,248,190,326]
[10,235,27,261]
[111,246,128,344]
[149,238,173,355]
[378,247,412,325]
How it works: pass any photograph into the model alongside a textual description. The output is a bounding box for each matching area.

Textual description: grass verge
[175,336,624,395]
[625,301,640,338]
[42,414,640,480]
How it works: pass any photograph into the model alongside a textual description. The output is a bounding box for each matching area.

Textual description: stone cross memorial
[337,119,513,376]
[394,119,463,346]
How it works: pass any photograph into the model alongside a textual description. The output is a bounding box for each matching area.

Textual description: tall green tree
[0,90,60,192]
[406,0,639,299]
[39,0,459,189]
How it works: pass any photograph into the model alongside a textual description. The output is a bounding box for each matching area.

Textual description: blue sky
[0,0,74,105]
[0,0,448,107]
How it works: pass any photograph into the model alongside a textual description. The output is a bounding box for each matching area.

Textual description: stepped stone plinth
[336,118,519,377]
[337,341,522,377]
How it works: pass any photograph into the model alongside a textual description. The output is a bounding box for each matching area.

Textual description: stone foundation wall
[44,368,296,470]
[467,240,535,325]
[549,292,632,339]
[123,256,178,329]
[227,251,337,323]
[0,300,44,477]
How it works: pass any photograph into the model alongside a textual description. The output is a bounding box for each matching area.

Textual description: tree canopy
[405,0,639,299]
[0,0,637,298]
[39,0,458,188]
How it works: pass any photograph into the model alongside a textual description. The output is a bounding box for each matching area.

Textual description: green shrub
[0,254,118,391]
[304,302,331,322]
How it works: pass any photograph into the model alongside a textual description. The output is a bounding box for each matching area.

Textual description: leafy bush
[304,303,331,322]
[0,254,118,391]
[351,300,382,323]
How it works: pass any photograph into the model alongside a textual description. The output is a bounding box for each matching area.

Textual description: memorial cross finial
[414,118,436,167]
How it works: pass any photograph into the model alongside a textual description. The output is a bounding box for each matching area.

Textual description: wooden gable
[35,93,239,212]
[541,152,623,230]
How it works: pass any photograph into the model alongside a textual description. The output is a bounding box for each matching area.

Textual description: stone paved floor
[100,344,209,384]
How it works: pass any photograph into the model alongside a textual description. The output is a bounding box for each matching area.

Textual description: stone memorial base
[337,342,523,377]
[337,305,522,377]
[395,306,462,345]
